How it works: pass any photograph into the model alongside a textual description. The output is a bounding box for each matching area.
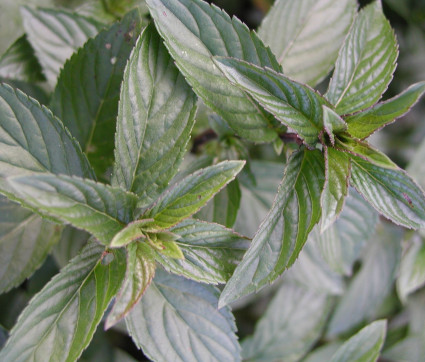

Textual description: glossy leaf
[146,0,281,143]
[0,242,126,362]
[5,174,138,245]
[51,11,143,179]
[21,6,103,86]
[321,148,350,231]
[242,281,333,361]
[112,24,197,204]
[105,242,156,329]
[154,219,249,284]
[326,1,398,115]
[126,269,241,362]
[0,196,61,293]
[220,150,325,306]
[345,81,425,139]
[330,320,387,362]
[142,161,245,230]
[258,0,356,86]
[214,57,330,146]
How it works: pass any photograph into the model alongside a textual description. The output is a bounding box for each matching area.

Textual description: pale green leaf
[303,343,343,362]
[146,0,281,143]
[0,78,48,105]
[326,1,398,115]
[110,219,152,248]
[5,174,138,245]
[112,24,197,204]
[220,150,324,306]
[51,11,143,179]
[258,0,356,86]
[126,269,241,362]
[142,161,244,230]
[242,281,333,361]
[154,219,249,284]
[322,105,347,145]
[105,242,156,329]
[52,226,89,268]
[407,136,425,190]
[214,57,330,146]
[0,242,126,362]
[0,35,44,82]
[0,196,61,293]
[345,81,425,139]
[330,320,387,362]
[327,224,401,337]
[321,148,350,231]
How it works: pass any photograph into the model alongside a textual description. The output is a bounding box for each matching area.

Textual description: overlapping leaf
[326,1,398,115]
[52,226,89,268]
[258,0,356,86]
[112,24,197,205]
[0,242,126,362]
[126,269,241,362]
[220,150,324,306]
[145,0,281,142]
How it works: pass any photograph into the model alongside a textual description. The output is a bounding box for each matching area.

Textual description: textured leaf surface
[112,24,197,204]
[105,242,156,329]
[330,320,387,362]
[51,11,142,179]
[322,105,347,145]
[126,269,241,362]
[258,0,356,86]
[143,161,244,230]
[0,242,126,362]
[0,196,61,293]
[146,0,281,142]
[214,57,329,146]
[326,1,398,115]
[0,35,44,82]
[242,282,333,361]
[327,224,401,337]
[220,150,325,306]
[5,174,138,245]
[345,81,425,139]
[21,6,103,86]
[154,219,249,284]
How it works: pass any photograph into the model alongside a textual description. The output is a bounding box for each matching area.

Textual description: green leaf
[145,0,281,143]
[322,105,347,145]
[214,57,330,147]
[5,174,138,245]
[303,343,342,362]
[242,281,333,361]
[327,224,401,337]
[21,6,104,87]
[330,320,387,362]
[0,196,61,294]
[407,132,425,190]
[0,242,126,362]
[258,0,356,86]
[125,269,241,362]
[52,226,89,268]
[349,154,425,229]
[105,242,156,329]
[220,150,325,306]
[0,35,45,82]
[0,77,48,105]
[112,24,197,204]
[326,1,398,115]
[154,219,249,284]
[110,219,152,248]
[345,81,425,139]
[50,11,143,179]
[142,161,245,230]
[320,148,350,231]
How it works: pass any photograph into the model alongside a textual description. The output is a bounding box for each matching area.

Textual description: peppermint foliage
[0,0,425,361]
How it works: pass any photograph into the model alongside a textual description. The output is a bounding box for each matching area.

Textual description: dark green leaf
[214,57,330,146]
[125,269,241,362]
[0,242,126,362]
[258,0,356,86]
[220,150,325,306]
[51,11,143,179]
[146,0,281,143]
[326,1,398,115]
[112,24,197,204]
[345,81,425,139]
[52,226,89,268]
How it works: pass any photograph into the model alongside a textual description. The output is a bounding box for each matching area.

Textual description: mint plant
[0,0,425,361]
